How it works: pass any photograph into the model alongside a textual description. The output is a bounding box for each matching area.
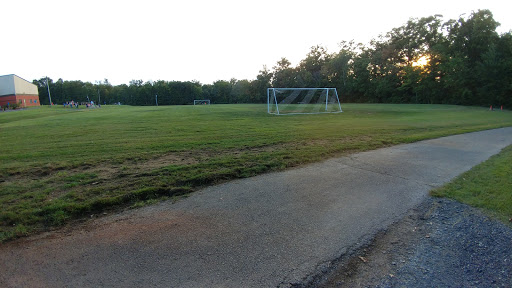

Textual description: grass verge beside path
[431,145,512,225]
[1,104,512,242]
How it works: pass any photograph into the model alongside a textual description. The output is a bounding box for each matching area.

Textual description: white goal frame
[267,88,342,115]
[193,99,210,105]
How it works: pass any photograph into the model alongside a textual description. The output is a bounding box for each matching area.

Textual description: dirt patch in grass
[137,152,201,169]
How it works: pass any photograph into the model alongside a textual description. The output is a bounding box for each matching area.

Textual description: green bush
[1,103,19,110]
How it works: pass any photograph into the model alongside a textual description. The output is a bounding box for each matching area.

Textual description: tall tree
[443,10,501,105]
[327,41,362,101]
[211,80,232,104]
[250,65,273,103]
[297,45,331,87]
[271,57,297,88]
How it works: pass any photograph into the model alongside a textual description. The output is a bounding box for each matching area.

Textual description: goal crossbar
[267,88,342,115]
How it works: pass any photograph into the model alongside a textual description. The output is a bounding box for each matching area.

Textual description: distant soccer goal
[193,99,210,105]
[267,88,342,115]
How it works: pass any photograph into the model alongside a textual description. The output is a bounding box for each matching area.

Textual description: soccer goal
[267,88,342,115]
[193,99,210,105]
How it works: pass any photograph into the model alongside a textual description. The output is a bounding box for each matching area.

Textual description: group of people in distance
[63,100,99,108]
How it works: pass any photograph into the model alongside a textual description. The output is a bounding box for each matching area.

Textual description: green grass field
[1,104,512,241]
[431,144,512,224]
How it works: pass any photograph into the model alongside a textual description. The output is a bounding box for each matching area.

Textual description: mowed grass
[1,104,512,241]
[431,144,512,224]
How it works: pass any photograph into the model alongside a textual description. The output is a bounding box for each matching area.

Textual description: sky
[2,0,511,86]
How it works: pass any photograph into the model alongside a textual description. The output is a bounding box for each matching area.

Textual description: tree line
[34,10,511,107]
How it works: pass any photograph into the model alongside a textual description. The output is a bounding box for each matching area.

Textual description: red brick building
[0,74,40,108]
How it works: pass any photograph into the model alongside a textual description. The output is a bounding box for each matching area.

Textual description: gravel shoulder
[308,197,512,288]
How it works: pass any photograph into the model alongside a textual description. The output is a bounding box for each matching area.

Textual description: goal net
[194,99,210,105]
[267,88,342,115]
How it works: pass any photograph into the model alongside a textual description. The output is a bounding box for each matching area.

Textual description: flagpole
[46,76,52,105]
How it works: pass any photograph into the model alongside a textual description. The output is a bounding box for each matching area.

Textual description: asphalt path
[1,127,512,287]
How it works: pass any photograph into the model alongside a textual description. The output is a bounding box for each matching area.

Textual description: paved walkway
[1,128,512,287]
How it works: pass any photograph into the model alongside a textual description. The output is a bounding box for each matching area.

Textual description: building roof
[0,74,33,83]
[0,74,38,96]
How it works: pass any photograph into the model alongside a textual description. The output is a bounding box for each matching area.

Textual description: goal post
[193,99,210,105]
[267,88,342,115]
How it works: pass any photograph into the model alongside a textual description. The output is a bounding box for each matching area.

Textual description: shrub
[1,103,19,110]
